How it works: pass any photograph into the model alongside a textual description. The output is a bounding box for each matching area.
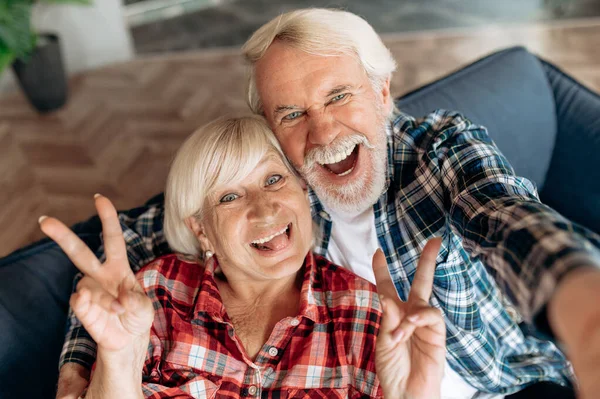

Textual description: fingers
[94,194,127,262]
[73,277,123,318]
[372,249,399,300]
[39,216,102,277]
[118,285,150,314]
[392,307,445,344]
[378,295,402,336]
[409,237,442,303]
[117,285,155,336]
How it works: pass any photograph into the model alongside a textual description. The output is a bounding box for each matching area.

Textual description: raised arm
[428,112,598,320]
[416,110,600,398]
[40,195,155,399]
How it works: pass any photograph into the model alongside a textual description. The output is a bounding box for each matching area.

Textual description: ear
[379,76,392,113]
[295,176,310,202]
[185,216,214,253]
[299,177,308,192]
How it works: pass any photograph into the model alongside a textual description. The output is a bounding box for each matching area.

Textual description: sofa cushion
[396,46,557,191]
[0,223,101,398]
[0,243,77,397]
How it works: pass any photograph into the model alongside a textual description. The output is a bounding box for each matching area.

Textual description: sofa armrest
[0,217,101,398]
[539,60,600,235]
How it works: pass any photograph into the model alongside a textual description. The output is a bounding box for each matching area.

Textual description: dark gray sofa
[1,46,598,398]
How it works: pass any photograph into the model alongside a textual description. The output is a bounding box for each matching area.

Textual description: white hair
[164,115,296,257]
[242,8,397,115]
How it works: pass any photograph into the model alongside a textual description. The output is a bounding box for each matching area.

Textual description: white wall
[0,0,134,93]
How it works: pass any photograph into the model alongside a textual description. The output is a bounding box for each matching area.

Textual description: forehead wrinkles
[258,50,364,115]
[269,78,356,121]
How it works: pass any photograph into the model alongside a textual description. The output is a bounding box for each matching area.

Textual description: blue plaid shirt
[61,110,600,394]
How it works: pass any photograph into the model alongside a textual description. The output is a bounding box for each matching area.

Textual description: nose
[307,109,342,147]
[247,190,281,223]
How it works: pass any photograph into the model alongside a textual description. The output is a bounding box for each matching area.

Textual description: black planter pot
[12,33,68,113]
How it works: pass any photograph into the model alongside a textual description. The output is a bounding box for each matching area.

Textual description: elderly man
[58,8,600,399]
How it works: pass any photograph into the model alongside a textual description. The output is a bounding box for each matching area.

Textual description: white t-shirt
[322,205,502,399]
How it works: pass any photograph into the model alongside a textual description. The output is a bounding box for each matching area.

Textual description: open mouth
[250,223,291,251]
[319,144,359,176]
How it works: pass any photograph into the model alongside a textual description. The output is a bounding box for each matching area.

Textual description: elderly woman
[40,116,445,398]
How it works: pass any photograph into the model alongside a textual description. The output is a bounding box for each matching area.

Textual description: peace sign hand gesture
[373,238,446,399]
[39,195,154,353]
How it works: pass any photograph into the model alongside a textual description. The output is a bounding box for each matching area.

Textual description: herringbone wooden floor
[1,20,599,256]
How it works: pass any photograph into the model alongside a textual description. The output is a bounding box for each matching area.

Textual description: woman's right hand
[40,195,154,353]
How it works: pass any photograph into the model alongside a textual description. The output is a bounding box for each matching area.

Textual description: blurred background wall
[0,0,133,93]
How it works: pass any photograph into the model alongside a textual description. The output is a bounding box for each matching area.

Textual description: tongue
[258,232,289,251]
[324,147,357,175]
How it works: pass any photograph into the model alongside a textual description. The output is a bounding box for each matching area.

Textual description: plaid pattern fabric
[139,253,382,398]
[310,109,599,394]
[60,110,600,394]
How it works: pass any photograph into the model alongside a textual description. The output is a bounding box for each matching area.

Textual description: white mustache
[302,134,375,169]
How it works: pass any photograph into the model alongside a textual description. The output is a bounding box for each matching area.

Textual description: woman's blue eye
[266,175,282,186]
[331,93,346,102]
[220,193,238,203]
[284,111,302,121]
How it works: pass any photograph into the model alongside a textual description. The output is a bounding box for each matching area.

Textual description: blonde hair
[242,8,397,115]
[164,115,296,257]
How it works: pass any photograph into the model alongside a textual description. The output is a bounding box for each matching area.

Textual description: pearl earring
[204,250,214,260]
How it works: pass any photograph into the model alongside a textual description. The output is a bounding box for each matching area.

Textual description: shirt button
[318,210,331,221]
[248,385,258,396]
[268,347,278,357]
[290,318,300,326]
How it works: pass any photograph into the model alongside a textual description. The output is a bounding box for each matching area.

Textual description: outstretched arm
[417,110,600,398]
[549,268,600,399]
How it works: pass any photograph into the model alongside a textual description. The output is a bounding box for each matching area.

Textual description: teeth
[318,144,357,165]
[337,166,355,177]
[251,226,288,245]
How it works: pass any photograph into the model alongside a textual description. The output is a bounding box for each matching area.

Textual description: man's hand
[56,363,90,399]
[549,267,600,399]
[373,238,446,399]
[40,195,154,352]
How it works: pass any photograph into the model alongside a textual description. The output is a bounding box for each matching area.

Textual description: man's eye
[331,93,347,102]
[283,111,302,121]
[220,193,238,203]
[266,174,282,186]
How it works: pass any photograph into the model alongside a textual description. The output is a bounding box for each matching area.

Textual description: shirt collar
[297,252,331,323]
[193,257,227,321]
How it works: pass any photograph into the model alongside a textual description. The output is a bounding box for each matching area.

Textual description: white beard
[298,121,389,216]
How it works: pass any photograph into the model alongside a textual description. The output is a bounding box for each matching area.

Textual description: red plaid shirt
[138,252,383,398]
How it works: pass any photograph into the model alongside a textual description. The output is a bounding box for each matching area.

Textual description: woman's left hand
[373,238,446,399]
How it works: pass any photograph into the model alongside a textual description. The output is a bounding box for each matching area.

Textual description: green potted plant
[0,0,92,113]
